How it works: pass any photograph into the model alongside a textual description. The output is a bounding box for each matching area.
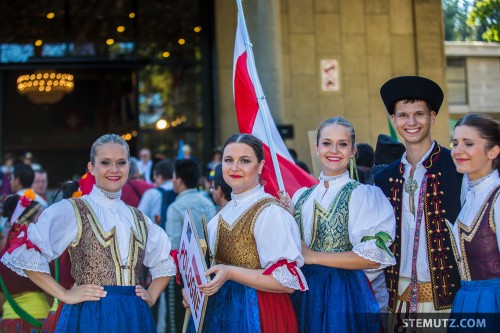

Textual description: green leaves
[361,231,395,258]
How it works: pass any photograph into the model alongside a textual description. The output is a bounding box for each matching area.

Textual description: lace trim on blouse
[265,262,309,291]
[98,188,122,200]
[150,257,177,279]
[1,244,50,278]
[352,239,396,269]
[318,171,348,182]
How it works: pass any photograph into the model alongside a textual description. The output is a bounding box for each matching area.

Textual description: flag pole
[235,0,285,192]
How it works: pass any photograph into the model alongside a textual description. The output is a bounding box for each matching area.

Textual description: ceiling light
[17,70,74,104]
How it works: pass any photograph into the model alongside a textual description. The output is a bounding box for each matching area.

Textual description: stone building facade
[214,0,450,170]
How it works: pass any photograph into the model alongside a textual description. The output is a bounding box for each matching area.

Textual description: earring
[349,157,359,181]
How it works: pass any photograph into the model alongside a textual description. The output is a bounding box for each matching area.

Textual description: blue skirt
[187,280,261,333]
[451,278,500,313]
[449,278,500,333]
[291,265,380,333]
[55,286,156,333]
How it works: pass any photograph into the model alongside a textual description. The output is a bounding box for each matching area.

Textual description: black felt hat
[374,134,406,165]
[380,76,444,115]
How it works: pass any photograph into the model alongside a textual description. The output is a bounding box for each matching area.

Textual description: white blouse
[452,170,500,258]
[1,186,176,283]
[207,185,308,291]
[292,171,396,269]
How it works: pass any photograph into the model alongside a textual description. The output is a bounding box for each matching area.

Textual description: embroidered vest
[214,198,281,269]
[68,198,148,286]
[456,185,500,281]
[380,144,461,311]
[295,181,359,252]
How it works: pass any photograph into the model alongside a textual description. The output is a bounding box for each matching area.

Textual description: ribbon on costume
[263,259,306,291]
[7,224,41,255]
[170,249,181,285]
[361,231,395,258]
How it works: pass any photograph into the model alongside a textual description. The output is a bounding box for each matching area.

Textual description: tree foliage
[443,0,475,41]
[467,0,500,42]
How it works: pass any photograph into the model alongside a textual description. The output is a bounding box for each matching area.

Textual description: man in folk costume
[375,76,463,330]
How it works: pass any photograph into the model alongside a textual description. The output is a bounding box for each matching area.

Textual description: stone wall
[215,0,451,169]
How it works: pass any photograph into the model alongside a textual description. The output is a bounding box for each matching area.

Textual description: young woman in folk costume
[2,134,177,332]
[41,174,96,333]
[0,190,46,332]
[186,133,308,333]
[448,114,500,325]
[280,117,396,332]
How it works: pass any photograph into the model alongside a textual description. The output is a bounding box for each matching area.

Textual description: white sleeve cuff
[150,256,177,279]
[352,239,396,269]
[1,244,50,277]
[269,263,309,291]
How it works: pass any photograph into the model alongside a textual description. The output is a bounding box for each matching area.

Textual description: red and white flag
[232,2,317,198]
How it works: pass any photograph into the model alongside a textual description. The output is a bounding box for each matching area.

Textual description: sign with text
[320,59,340,92]
[178,208,209,333]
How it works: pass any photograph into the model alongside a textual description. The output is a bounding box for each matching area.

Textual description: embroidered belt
[398,282,433,303]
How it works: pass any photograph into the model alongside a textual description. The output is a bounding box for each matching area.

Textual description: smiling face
[315,123,356,177]
[88,143,129,193]
[391,100,435,147]
[222,142,264,195]
[451,125,500,181]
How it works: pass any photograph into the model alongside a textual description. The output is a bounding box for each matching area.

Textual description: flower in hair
[72,190,83,198]
[23,189,36,200]
[19,189,36,207]
[78,171,95,195]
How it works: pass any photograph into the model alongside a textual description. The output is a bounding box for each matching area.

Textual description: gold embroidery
[68,199,147,286]
[489,190,500,233]
[214,198,279,269]
[69,200,83,247]
[446,220,465,280]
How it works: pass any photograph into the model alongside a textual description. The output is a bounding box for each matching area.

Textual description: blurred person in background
[355,143,374,184]
[32,169,49,203]
[211,164,231,210]
[11,164,47,208]
[138,148,153,183]
[0,191,46,332]
[122,157,154,207]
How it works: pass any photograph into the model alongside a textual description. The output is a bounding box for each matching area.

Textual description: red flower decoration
[19,195,31,207]
[78,172,95,195]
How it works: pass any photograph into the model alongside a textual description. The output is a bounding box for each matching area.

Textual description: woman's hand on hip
[136,285,154,307]
[61,284,107,304]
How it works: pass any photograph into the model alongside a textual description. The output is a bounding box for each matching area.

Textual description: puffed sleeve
[254,204,308,291]
[348,184,396,269]
[143,220,177,279]
[1,199,78,277]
